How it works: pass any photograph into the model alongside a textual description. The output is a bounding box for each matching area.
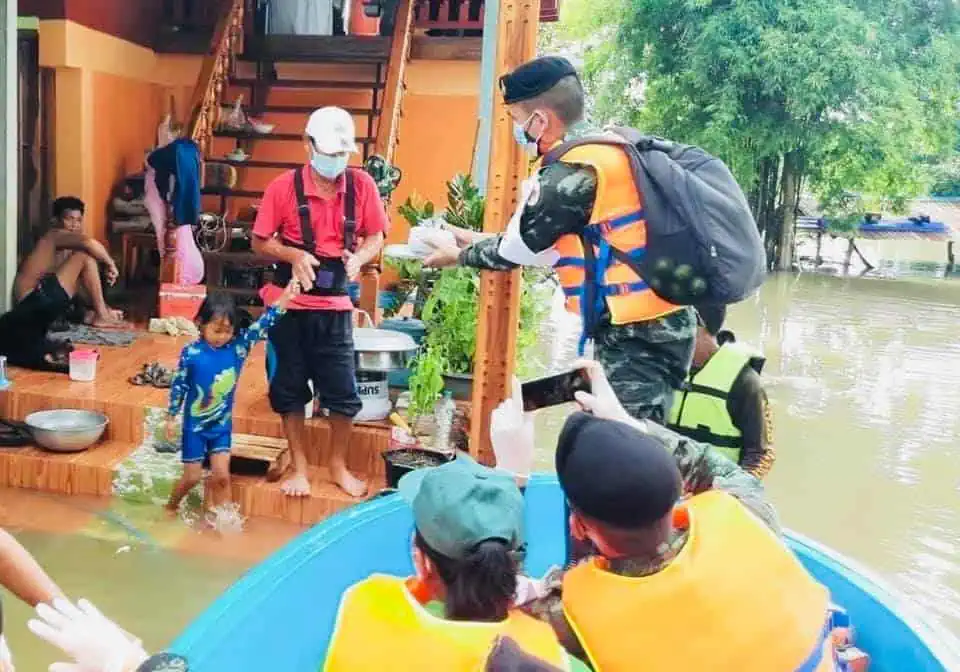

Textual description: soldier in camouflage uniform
[425,56,695,423]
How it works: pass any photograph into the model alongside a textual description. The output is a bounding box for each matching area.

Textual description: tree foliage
[558,0,960,268]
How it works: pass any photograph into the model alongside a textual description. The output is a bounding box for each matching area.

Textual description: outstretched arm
[0,529,63,607]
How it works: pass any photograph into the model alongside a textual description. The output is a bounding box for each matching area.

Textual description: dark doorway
[16,27,53,263]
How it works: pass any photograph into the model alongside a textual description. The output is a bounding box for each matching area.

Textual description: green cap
[398,453,524,560]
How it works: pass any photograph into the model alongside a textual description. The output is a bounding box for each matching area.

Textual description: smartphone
[521,368,591,412]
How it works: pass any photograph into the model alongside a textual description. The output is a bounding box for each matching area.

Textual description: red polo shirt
[253,165,388,311]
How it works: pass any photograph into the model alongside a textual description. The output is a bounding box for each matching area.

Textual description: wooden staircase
[153,0,417,524]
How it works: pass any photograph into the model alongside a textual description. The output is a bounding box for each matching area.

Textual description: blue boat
[172,476,960,671]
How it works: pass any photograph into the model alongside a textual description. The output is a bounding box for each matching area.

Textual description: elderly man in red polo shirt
[252,106,387,497]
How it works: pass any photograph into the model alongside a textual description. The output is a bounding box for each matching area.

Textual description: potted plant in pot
[393,174,552,421]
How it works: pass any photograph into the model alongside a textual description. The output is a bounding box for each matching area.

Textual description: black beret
[499,56,579,105]
[556,413,681,529]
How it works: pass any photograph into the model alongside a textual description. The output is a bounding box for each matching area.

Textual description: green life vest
[667,343,763,464]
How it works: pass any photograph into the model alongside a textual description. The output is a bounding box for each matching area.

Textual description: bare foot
[280,472,311,497]
[332,464,367,498]
[90,310,128,329]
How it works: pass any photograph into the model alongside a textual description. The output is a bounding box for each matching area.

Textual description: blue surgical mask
[513,113,542,157]
[311,151,349,180]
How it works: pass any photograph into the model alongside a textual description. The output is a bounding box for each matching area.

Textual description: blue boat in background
[172,476,960,671]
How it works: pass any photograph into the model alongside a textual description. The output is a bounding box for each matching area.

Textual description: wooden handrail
[187,0,246,156]
[414,0,560,30]
[374,0,415,163]
[357,0,416,320]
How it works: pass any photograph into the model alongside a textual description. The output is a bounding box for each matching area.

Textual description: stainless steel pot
[24,409,109,453]
[354,327,419,373]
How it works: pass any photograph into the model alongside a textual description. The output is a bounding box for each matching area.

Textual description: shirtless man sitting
[35,197,124,327]
[0,200,123,371]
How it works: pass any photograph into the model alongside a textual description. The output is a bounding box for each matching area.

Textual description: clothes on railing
[267,0,347,35]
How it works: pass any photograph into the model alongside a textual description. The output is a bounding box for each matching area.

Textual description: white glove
[491,376,535,477]
[28,598,149,672]
[571,359,637,426]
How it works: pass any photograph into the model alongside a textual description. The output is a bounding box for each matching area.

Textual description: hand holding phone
[520,368,591,412]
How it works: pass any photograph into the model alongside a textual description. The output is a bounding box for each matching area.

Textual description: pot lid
[354,327,418,353]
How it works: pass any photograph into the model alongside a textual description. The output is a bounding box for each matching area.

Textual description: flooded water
[3,240,959,665]
[533,266,960,637]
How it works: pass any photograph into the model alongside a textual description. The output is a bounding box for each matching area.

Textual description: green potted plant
[394,175,551,420]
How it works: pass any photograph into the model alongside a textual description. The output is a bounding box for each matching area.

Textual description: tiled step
[0,440,140,497]
[210,159,303,170]
[252,105,378,117]
[232,77,385,91]
[212,127,376,144]
[243,35,391,64]
[201,186,264,199]
[229,466,387,526]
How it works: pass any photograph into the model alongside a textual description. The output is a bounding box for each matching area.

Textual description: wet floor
[533,264,960,637]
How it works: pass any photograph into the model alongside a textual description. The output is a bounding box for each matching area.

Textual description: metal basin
[354,328,418,373]
[24,410,108,453]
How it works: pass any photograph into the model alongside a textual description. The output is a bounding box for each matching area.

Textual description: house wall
[389,59,481,245]
[33,19,200,242]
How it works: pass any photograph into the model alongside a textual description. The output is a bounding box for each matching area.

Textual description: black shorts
[0,275,72,369]
[267,310,362,418]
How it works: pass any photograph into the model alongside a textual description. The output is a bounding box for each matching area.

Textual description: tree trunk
[776,150,800,271]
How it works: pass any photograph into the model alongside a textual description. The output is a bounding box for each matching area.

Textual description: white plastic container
[68,349,99,382]
[355,372,391,422]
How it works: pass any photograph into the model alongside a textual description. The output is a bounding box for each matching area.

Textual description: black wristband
[137,652,189,671]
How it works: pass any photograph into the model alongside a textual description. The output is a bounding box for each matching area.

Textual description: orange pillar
[468,0,540,464]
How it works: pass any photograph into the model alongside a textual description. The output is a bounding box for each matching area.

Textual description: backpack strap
[544,136,651,300]
[344,168,357,254]
[292,168,315,253]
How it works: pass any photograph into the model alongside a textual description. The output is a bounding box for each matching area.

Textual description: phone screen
[521,369,591,412]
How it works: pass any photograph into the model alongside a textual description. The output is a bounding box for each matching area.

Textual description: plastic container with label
[68,349,99,382]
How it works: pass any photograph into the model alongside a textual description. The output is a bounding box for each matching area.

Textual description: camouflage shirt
[459,122,600,271]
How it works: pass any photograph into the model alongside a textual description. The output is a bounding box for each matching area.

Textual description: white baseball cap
[305,107,358,155]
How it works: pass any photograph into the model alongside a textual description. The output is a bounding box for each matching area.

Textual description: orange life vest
[562,491,838,672]
[551,143,681,329]
[323,574,570,671]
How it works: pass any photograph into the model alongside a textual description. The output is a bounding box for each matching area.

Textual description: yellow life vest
[551,143,680,330]
[667,342,761,463]
[562,491,837,672]
[323,574,570,671]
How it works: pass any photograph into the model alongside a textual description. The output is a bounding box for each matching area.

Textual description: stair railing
[358,0,416,319]
[187,0,246,156]
[160,0,245,285]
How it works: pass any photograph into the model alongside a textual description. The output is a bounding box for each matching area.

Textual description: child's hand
[277,279,301,307]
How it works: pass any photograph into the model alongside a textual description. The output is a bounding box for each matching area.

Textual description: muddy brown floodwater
[533,270,960,636]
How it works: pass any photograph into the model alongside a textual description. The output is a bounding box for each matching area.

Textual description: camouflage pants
[594,306,696,423]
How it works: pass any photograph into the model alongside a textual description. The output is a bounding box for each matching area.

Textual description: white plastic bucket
[355,372,391,422]
[68,349,99,382]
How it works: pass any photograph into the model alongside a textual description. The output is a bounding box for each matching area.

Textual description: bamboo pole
[468,0,540,464]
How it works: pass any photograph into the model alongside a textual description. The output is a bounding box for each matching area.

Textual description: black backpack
[543,128,766,307]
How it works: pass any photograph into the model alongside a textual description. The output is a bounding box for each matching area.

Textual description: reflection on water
[531,272,960,635]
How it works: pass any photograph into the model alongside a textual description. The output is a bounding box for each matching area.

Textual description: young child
[165,280,299,516]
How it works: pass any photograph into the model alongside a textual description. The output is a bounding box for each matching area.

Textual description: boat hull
[172,475,960,671]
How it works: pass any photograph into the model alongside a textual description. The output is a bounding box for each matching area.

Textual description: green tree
[559,0,960,269]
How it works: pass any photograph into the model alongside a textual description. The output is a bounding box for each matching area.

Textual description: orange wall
[39,19,201,242]
[90,72,165,239]
[389,59,481,246]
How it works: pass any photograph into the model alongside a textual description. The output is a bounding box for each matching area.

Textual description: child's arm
[236,280,299,350]
[167,348,191,419]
